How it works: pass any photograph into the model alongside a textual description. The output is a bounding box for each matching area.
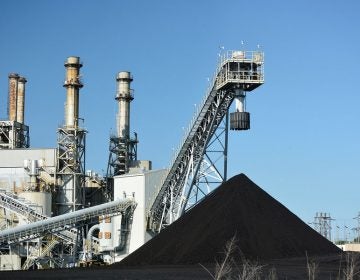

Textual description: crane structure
[148,50,264,232]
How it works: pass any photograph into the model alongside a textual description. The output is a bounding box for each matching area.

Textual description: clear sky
[0,0,359,240]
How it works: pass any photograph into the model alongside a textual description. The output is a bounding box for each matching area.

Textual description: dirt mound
[119,174,340,265]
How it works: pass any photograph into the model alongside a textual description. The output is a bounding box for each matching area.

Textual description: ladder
[22,237,59,270]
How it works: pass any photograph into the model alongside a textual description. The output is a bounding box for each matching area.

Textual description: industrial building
[0,50,264,270]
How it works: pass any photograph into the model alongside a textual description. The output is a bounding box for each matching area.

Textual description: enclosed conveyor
[0,198,136,244]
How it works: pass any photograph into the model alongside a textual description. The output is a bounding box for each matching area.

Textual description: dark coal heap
[119,174,340,265]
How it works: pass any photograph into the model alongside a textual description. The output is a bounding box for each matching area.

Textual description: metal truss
[21,237,59,270]
[106,135,138,176]
[181,113,229,213]
[0,120,29,149]
[56,127,86,213]
[149,89,234,231]
[313,212,334,241]
[57,127,86,175]
[148,50,264,233]
[105,135,138,200]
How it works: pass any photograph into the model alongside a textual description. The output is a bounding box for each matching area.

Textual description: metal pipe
[63,56,83,128]
[84,224,100,258]
[114,212,133,253]
[86,224,100,241]
[234,89,245,112]
[8,73,19,121]
[116,72,133,138]
[29,160,38,191]
[16,76,27,124]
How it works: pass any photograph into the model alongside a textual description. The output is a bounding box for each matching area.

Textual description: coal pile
[120,173,340,265]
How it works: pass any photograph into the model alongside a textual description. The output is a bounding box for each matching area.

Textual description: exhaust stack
[116,71,133,139]
[63,56,83,128]
[1,73,30,149]
[56,56,87,214]
[106,72,138,181]
[16,76,27,124]
[8,73,19,122]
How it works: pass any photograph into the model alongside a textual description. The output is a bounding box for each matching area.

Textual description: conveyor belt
[0,190,77,244]
[0,198,136,244]
[148,50,264,232]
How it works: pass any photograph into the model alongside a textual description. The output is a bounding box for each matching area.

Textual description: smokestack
[63,56,83,128]
[8,73,19,121]
[16,76,27,124]
[116,71,133,139]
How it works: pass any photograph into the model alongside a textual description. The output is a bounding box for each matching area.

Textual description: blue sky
[0,0,359,239]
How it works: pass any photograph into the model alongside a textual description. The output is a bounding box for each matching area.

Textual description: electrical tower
[353,212,360,243]
[313,212,333,241]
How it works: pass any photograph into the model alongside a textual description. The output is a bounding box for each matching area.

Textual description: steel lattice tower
[313,212,333,241]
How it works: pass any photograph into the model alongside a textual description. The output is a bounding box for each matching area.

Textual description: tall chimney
[116,71,133,139]
[16,76,27,124]
[8,73,19,121]
[63,56,83,128]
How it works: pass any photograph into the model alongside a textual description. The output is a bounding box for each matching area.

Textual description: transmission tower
[313,212,333,241]
[353,212,360,243]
